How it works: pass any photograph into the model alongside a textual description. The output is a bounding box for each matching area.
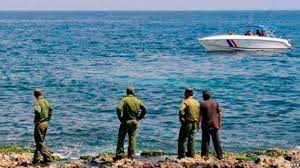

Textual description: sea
[0,11,299,159]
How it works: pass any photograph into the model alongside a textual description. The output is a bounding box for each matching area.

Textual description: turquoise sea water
[0,11,299,158]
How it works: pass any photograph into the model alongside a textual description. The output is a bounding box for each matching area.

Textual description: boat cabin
[244,25,273,37]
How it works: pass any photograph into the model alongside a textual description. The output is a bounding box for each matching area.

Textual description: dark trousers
[201,128,223,160]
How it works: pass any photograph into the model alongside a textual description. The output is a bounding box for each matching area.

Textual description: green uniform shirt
[117,95,147,121]
[34,97,53,122]
[179,96,200,122]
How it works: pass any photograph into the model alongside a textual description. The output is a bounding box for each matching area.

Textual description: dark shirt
[256,30,262,36]
[200,100,222,130]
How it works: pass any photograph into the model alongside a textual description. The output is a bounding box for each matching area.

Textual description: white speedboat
[199,25,292,51]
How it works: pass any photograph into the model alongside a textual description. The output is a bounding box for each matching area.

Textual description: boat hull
[199,35,292,51]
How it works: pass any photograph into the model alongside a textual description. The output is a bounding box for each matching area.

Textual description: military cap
[33,88,43,95]
[34,88,43,93]
[185,87,194,93]
[184,87,194,96]
[126,86,135,94]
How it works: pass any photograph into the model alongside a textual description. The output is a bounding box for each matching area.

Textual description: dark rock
[141,150,168,156]
[234,160,249,168]
[254,158,261,164]
[91,159,113,167]
[80,155,93,161]
[19,162,28,167]
[284,154,292,161]
[234,164,244,168]
[212,163,219,168]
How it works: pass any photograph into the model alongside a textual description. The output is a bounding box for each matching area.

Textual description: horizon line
[0,9,299,12]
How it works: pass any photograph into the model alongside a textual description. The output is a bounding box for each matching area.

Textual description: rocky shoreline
[1,145,299,168]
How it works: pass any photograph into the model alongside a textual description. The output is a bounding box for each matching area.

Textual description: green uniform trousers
[178,121,196,158]
[116,119,138,158]
[33,121,53,162]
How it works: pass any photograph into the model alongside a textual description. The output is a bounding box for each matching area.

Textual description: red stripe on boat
[230,40,238,48]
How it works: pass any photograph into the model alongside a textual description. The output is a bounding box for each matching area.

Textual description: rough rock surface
[0,148,299,168]
[0,153,33,168]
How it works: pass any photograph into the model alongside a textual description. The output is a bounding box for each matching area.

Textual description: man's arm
[179,101,186,124]
[116,99,125,122]
[217,102,222,129]
[34,103,42,125]
[197,102,202,131]
[48,101,53,121]
[138,101,147,120]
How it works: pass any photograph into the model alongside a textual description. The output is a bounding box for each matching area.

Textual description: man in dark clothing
[256,30,262,36]
[198,90,223,160]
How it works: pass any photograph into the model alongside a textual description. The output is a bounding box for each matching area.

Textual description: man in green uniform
[178,88,200,159]
[32,88,53,164]
[115,87,147,160]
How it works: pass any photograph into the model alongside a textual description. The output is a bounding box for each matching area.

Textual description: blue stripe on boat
[226,39,233,47]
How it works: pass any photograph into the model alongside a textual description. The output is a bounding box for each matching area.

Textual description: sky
[0,0,299,11]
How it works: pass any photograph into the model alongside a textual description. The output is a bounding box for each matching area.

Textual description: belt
[184,120,197,123]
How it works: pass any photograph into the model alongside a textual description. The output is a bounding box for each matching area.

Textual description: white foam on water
[81,151,98,158]
[54,145,81,160]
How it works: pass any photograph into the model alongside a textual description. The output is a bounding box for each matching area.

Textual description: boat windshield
[244,25,275,37]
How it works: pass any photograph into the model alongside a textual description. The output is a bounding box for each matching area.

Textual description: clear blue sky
[0,0,299,11]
